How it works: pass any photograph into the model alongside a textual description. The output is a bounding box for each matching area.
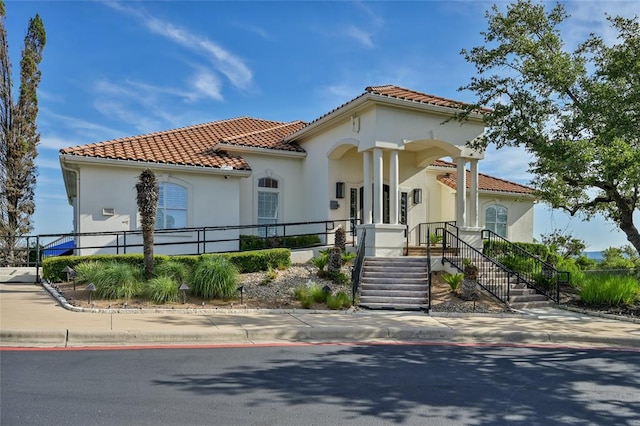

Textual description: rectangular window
[257,191,278,236]
[157,183,187,229]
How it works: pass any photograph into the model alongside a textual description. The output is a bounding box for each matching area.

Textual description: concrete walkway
[1,278,640,349]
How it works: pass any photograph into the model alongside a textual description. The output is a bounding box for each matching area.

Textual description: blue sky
[4,0,639,251]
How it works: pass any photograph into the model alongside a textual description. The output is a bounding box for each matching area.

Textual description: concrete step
[361,278,427,286]
[360,283,428,292]
[360,289,427,298]
[359,302,429,311]
[510,294,550,303]
[509,300,556,309]
[363,267,428,274]
[363,271,427,278]
[359,295,427,305]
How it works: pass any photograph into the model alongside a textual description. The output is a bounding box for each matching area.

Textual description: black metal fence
[2,219,357,269]
[482,230,568,303]
[351,227,367,304]
[418,221,457,246]
[439,227,519,305]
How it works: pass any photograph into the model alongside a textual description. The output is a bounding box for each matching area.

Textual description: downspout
[60,158,80,235]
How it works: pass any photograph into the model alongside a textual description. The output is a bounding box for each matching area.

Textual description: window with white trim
[485,204,507,238]
[156,182,187,229]
[257,177,279,236]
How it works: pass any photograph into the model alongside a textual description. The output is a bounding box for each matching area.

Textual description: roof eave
[58,154,253,177]
[285,92,485,143]
[216,143,307,158]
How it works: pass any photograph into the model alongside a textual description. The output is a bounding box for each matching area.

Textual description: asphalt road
[2,343,639,425]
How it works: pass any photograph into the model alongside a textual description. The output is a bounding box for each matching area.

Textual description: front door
[356,185,390,224]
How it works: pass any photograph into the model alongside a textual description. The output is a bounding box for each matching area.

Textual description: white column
[362,150,372,224]
[373,148,383,224]
[456,157,467,227]
[389,149,399,225]
[470,159,479,228]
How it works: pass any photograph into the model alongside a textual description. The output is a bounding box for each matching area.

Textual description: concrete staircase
[358,257,429,310]
[446,257,555,309]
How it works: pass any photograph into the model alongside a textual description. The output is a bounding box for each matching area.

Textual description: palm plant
[135,169,159,278]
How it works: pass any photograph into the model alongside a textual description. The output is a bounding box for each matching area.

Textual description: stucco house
[59,85,535,258]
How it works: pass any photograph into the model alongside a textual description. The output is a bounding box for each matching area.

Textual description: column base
[359,223,407,257]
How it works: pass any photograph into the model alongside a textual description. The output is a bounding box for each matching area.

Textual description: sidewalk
[2,279,640,349]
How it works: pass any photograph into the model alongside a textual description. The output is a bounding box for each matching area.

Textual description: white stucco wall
[73,163,241,255]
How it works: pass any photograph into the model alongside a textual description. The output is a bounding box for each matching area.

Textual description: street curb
[3,327,639,349]
[0,329,67,346]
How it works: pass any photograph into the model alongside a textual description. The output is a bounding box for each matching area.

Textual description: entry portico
[286,85,486,256]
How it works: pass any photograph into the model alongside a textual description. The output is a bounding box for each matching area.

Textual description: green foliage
[43,254,170,282]
[484,240,550,259]
[145,276,180,304]
[442,272,464,292]
[540,229,586,259]
[310,284,329,303]
[579,274,639,306]
[0,5,47,253]
[136,169,159,279]
[153,260,189,284]
[599,246,640,270]
[556,257,585,287]
[500,254,539,274]
[43,250,287,282]
[191,256,239,299]
[293,285,314,308]
[239,234,321,251]
[93,261,143,300]
[327,291,351,310]
[261,266,278,285]
[341,251,356,264]
[461,1,640,255]
[73,261,102,285]
[220,248,291,273]
[429,233,442,245]
[310,252,329,272]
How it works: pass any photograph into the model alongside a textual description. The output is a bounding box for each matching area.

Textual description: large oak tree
[460,0,640,254]
[0,1,46,265]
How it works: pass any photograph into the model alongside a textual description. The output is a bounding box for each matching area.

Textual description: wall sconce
[330,200,340,210]
[336,182,345,199]
[413,188,422,204]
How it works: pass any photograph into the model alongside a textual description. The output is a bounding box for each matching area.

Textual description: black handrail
[418,221,457,246]
[426,227,432,312]
[439,227,520,305]
[481,230,567,303]
[351,227,367,305]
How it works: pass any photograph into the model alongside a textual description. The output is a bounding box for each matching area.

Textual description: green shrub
[145,276,180,304]
[556,257,585,287]
[442,272,463,292]
[500,254,539,274]
[239,234,322,251]
[154,260,189,284]
[43,254,170,282]
[261,266,278,285]
[74,261,102,285]
[308,283,328,303]
[327,291,351,309]
[93,261,143,300]
[293,285,313,308]
[191,256,239,299]
[221,248,291,273]
[310,252,329,272]
[579,274,639,306]
[341,252,356,264]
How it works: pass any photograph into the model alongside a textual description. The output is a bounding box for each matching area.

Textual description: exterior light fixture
[86,283,96,303]
[336,182,345,199]
[179,282,190,304]
[237,286,244,304]
[413,188,422,204]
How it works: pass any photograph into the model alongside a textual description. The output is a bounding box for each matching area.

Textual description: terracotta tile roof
[433,160,534,195]
[221,121,306,152]
[60,117,306,170]
[365,85,485,111]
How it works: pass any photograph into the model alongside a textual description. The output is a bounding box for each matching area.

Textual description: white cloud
[39,135,80,151]
[345,26,374,48]
[190,71,224,102]
[36,157,62,170]
[105,1,253,91]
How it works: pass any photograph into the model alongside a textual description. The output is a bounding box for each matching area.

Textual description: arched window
[257,177,279,235]
[156,182,187,229]
[485,204,507,238]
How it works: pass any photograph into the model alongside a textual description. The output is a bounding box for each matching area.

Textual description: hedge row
[42,248,291,282]
[239,234,322,251]
[483,240,552,260]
